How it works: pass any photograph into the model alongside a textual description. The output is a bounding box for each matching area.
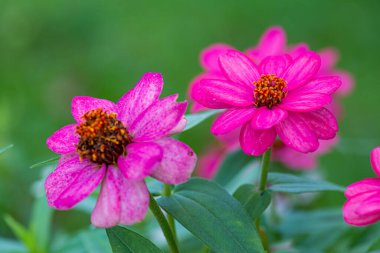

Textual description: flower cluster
[46,73,197,227]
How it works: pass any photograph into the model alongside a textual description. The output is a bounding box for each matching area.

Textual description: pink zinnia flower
[192,49,340,156]
[343,147,380,226]
[45,73,197,228]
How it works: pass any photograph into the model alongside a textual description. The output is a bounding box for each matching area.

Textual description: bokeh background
[1,0,379,239]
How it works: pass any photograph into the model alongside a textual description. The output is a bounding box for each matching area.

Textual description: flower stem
[163,184,177,243]
[149,193,179,253]
[259,148,272,192]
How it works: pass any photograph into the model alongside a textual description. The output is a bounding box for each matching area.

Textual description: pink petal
[281,52,321,90]
[298,108,338,140]
[200,43,235,72]
[218,50,260,88]
[272,145,317,170]
[168,117,187,135]
[117,73,163,127]
[334,70,354,96]
[71,96,117,123]
[45,155,105,209]
[259,55,292,76]
[192,79,254,109]
[292,76,342,95]
[91,166,121,228]
[279,92,332,112]
[371,147,380,177]
[130,95,187,141]
[151,138,197,184]
[276,113,319,153]
[240,123,276,156]
[251,107,288,130]
[246,26,287,61]
[216,128,241,150]
[119,179,149,225]
[288,43,309,59]
[356,194,380,216]
[117,142,163,180]
[211,107,256,135]
[318,48,338,72]
[46,124,78,154]
[343,191,380,226]
[345,178,380,198]
[197,147,225,179]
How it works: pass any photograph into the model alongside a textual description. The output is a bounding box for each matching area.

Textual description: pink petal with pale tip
[118,142,163,180]
[281,52,321,90]
[119,178,149,225]
[371,147,380,177]
[318,48,339,72]
[259,55,292,76]
[200,44,235,72]
[345,178,380,198]
[298,108,338,140]
[240,123,276,156]
[45,155,105,209]
[192,79,253,109]
[130,95,187,141]
[91,167,121,228]
[246,26,287,61]
[293,76,342,95]
[218,50,260,88]
[71,96,117,123]
[276,112,319,153]
[211,107,256,135]
[250,107,288,130]
[46,124,78,154]
[151,138,197,184]
[168,117,187,135]
[279,92,332,112]
[117,73,163,127]
[343,191,380,226]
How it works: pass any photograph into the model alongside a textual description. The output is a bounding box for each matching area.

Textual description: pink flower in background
[343,147,380,226]
[192,49,340,156]
[45,73,197,228]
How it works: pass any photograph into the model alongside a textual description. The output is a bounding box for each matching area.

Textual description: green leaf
[268,172,345,193]
[30,156,60,169]
[233,184,271,220]
[157,178,265,253]
[183,110,222,132]
[0,144,13,155]
[29,196,53,252]
[4,215,35,252]
[213,149,253,186]
[0,237,26,253]
[106,226,162,253]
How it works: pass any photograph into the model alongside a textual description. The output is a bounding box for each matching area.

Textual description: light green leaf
[268,172,345,193]
[106,226,162,253]
[213,149,253,186]
[157,178,265,253]
[233,184,271,220]
[0,237,26,253]
[4,215,35,252]
[183,110,222,132]
[0,144,13,155]
[30,156,60,169]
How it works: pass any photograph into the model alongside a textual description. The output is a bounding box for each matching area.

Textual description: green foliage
[157,178,265,253]
[0,144,13,155]
[106,226,162,253]
[233,185,271,220]
[183,110,222,132]
[268,172,345,193]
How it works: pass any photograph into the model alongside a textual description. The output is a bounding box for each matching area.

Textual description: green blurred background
[0,0,379,238]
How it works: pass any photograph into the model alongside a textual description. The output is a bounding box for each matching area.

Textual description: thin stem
[163,184,177,243]
[259,148,272,192]
[149,194,179,253]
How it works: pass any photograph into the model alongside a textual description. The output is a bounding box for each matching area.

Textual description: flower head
[45,73,197,228]
[192,49,340,155]
[343,147,380,226]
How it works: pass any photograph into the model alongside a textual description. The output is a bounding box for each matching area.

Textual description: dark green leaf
[157,178,265,253]
[183,110,222,132]
[0,144,13,155]
[213,149,253,186]
[233,184,271,220]
[268,172,345,193]
[106,226,162,253]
